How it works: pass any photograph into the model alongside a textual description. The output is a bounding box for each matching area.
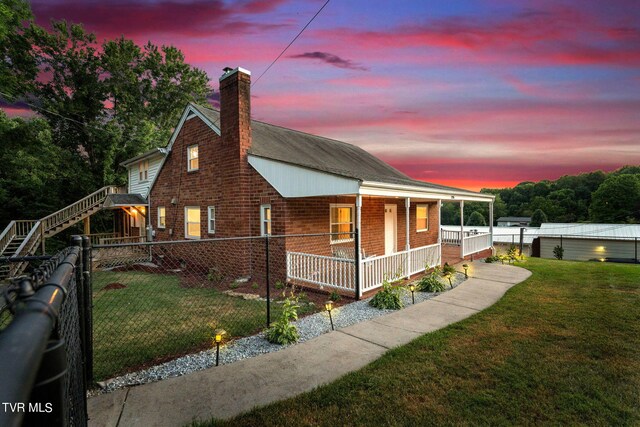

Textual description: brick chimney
[219,66,251,156]
[218,66,252,237]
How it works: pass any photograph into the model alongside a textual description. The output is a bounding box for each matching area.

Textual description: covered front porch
[283,183,494,299]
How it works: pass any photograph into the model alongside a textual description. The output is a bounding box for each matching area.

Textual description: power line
[0,88,100,131]
[251,0,331,88]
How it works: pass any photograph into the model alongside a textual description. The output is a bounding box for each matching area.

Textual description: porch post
[460,200,465,259]
[83,216,90,235]
[356,194,362,299]
[489,201,494,255]
[437,199,442,266]
[405,197,410,279]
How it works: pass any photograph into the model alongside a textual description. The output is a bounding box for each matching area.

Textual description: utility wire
[252,0,331,88]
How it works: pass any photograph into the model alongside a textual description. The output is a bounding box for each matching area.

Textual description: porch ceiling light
[325,301,335,331]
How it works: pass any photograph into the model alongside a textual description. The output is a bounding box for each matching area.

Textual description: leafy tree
[530,209,548,227]
[466,211,486,226]
[0,0,36,98]
[589,174,640,223]
[0,111,70,226]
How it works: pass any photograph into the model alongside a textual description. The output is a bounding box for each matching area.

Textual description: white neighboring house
[537,223,640,262]
[120,148,167,198]
[496,216,531,227]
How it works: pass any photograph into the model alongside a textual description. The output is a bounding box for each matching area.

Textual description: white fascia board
[359,181,494,203]
[249,155,359,198]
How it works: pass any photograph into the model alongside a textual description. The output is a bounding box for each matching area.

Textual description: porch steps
[43,206,103,237]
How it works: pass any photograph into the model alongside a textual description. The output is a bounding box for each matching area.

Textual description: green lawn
[92,270,314,381]
[197,258,640,426]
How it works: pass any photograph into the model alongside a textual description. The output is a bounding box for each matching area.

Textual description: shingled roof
[190,103,480,196]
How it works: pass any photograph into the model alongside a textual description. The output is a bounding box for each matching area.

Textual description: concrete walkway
[88,262,531,427]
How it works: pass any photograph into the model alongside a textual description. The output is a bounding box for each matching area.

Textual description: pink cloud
[31,0,290,39]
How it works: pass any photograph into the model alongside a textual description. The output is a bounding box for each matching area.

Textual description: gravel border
[93,272,467,395]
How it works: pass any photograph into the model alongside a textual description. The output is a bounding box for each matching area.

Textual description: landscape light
[462,264,469,278]
[408,283,416,304]
[214,329,226,366]
[325,301,334,330]
[444,272,453,287]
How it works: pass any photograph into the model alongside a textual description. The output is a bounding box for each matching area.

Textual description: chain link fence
[91,232,356,381]
[0,239,90,427]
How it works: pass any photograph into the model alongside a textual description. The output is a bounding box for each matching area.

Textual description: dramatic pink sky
[12,0,640,190]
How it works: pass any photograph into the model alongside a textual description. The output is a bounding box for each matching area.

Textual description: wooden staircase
[0,186,123,279]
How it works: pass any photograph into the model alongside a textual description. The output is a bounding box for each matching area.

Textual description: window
[187,145,199,171]
[185,206,200,239]
[139,160,149,181]
[157,206,166,229]
[208,206,215,234]
[261,204,271,236]
[417,204,429,231]
[330,204,354,243]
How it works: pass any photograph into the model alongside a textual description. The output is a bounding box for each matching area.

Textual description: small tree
[466,211,486,226]
[530,209,548,227]
[553,245,564,260]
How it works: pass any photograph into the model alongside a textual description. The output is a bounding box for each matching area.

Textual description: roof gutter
[359,180,495,203]
[120,148,167,167]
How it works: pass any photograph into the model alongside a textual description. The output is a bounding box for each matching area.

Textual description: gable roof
[120,147,166,167]
[189,103,482,198]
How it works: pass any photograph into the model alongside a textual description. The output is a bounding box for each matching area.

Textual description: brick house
[124,67,495,297]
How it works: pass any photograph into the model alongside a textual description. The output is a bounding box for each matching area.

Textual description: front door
[384,204,397,255]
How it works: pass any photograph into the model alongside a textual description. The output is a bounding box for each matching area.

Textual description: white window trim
[260,204,271,236]
[157,206,166,229]
[330,203,355,244]
[207,206,215,234]
[417,204,429,232]
[184,206,201,239]
[187,144,199,172]
[139,160,149,182]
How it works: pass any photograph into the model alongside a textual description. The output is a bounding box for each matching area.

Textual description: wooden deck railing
[41,186,120,233]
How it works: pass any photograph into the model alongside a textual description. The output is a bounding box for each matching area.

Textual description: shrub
[329,291,341,302]
[484,256,499,263]
[369,276,403,310]
[553,245,564,260]
[275,280,285,290]
[442,263,456,275]
[417,272,446,292]
[207,268,224,283]
[265,292,300,345]
[251,282,259,290]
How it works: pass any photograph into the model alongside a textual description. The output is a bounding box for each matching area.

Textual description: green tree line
[0,0,210,228]
[442,166,640,226]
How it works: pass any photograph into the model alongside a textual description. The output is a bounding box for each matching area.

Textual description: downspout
[405,197,410,279]
[355,194,362,299]
[489,201,494,255]
[437,199,442,266]
[460,200,465,259]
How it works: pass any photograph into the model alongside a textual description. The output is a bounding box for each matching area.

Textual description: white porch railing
[286,252,356,291]
[286,243,441,295]
[361,251,407,293]
[463,233,492,256]
[408,243,440,275]
[441,229,461,244]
